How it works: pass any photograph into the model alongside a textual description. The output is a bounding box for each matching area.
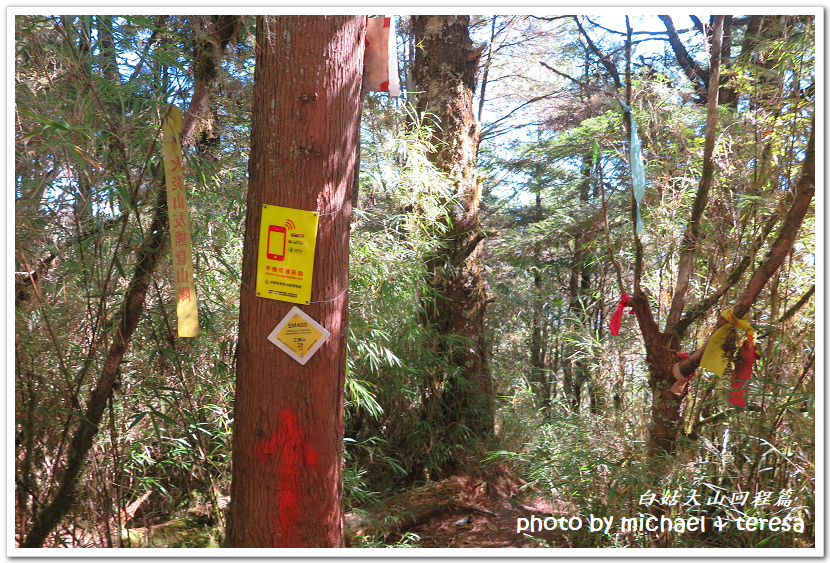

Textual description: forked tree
[611,16,815,460]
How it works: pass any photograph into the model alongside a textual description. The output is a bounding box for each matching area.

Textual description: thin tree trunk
[528,188,549,413]
[476,16,497,124]
[666,16,724,330]
[20,18,230,547]
[22,184,169,548]
[529,259,549,414]
[226,15,364,548]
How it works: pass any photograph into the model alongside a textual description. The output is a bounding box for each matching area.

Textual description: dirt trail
[347,473,572,548]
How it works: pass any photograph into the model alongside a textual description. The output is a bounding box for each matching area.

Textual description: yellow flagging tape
[162,105,199,337]
[700,307,754,378]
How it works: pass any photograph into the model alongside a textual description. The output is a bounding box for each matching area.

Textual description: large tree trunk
[227,15,364,548]
[411,15,493,469]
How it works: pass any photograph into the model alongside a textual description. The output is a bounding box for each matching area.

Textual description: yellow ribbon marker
[700,307,754,377]
[162,105,199,337]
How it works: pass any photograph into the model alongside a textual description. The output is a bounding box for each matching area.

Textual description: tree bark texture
[411,15,494,452]
[227,15,364,548]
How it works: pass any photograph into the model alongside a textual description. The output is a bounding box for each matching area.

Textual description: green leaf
[591,139,599,170]
[149,408,179,427]
[17,108,71,132]
[214,253,239,279]
[127,411,147,431]
[113,254,126,279]
[113,183,133,209]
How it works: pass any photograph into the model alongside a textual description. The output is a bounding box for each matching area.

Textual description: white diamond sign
[268,306,330,365]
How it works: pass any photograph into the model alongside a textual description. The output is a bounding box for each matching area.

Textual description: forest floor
[66,470,570,548]
[347,472,573,549]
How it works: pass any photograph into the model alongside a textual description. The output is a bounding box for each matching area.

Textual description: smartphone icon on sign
[267,225,286,261]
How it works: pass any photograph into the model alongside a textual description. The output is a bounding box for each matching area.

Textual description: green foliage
[491,404,813,547]
[489,409,649,546]
[350,531,421,548]
[121,516,223,548]
[14,13,815,550]
[14,14,250,546]
[346,101,489,486]
[480,12,814,550]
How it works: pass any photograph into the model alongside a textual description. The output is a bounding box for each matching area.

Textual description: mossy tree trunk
[411,15,493,472]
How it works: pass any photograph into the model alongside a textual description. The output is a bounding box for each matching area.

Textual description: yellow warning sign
[268,307,330,365]
[256,204,318,304]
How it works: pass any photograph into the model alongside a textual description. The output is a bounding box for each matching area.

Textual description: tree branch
[689,16,706,36]
[658,15,709,102]
[538,61,614,99]
[573,16,622,90]
[779,285,815,323]
[670,209,779,338]
[665,15,723,329]
[476,16,497,123]
[126,16,168,86]
[480,88,563,139]
[584,16,674,36]
[731,123,815,319]
[677,120,815,378]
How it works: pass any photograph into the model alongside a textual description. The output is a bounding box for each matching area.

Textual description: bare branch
[572,16,622,90]
[584,16,677,36]
[779,285,815,323]
[658,15,709,101]
[480,90,563,138]
[689,16,706,35]
[539,61,607,94]
[665,16,724,329]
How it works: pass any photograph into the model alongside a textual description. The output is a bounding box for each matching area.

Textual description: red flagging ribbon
[610,292,634,336]
[729,339,760,408]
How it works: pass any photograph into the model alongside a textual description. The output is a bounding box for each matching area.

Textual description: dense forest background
[14,14,816,549]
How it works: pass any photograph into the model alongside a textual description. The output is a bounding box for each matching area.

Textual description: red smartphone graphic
[267,225,287,260]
